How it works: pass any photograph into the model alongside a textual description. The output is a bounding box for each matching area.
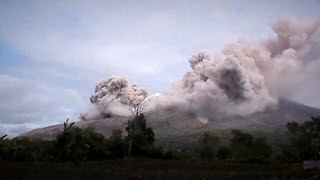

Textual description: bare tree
[126,85,148,118]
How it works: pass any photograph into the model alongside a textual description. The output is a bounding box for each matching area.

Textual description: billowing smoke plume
[80,76,148,120]
[82,20,320,121]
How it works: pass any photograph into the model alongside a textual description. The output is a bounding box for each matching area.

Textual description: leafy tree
[122,82,150,156]
[230,130,272,162]
[284,116,320,161]
[198,132,221,160]
[55,119,111,162]
[230,130,254,158]
[125,114,155,155]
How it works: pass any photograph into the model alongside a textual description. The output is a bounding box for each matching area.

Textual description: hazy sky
[0,0,319,137]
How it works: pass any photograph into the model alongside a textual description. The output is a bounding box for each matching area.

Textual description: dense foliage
[0,116,319,163]
[230,130,273,162]
[281,117,320,162]
[125,114,155,155]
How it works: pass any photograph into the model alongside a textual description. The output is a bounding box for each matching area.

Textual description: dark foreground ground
[0,160,318,180]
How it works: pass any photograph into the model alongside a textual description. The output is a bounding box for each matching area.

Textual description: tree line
[0,115,320,163]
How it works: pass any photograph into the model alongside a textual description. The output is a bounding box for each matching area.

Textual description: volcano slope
[19,99,320,140]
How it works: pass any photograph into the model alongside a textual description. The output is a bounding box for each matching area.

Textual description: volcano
[19,99,320,140]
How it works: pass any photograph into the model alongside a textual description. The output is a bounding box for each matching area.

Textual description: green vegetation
[230,130,273,163]
[125,114,155,156]
[280,116,320,162]
[0,114,162,162]
[1,116,320,163]
[0,116,320,171]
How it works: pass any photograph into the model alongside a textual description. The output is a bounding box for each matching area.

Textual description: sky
[0,0,320,137]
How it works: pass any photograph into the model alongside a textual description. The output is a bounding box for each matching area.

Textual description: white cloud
[0,1,259,78]
[0,74,86,136]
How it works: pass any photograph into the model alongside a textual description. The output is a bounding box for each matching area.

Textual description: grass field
[0,159,317,180]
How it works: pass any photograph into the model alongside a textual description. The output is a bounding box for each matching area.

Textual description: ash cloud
[217,68,246,102]
[80,76,148,120]
[82,20,320,121]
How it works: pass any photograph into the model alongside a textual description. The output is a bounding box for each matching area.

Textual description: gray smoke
[147,20,320,118]
[217,68,246,102]
[80,76,148,120]
[82,20,320,121]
